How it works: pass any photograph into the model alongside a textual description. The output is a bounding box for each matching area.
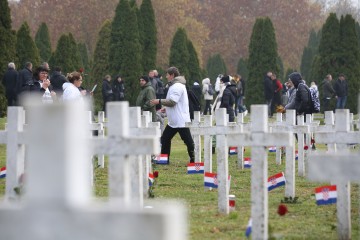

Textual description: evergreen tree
[109,0,125,76]
[91,20,112,113]
[338,14,360,113]
[35,22,52,63]
[78,43,90,73]
[52,34,73,74]
[315,13,340,81]
[169,28,190,79]
[236,58,248,80]
[206,54,227,82]
[0,0,16,116]
[300,29,320,81]
[119,0,142,105]
[277,56,284,81]
[68,33,82,71]
[132,0,144,68]
[187,39,201,86]
[247,17,279,106]
[16,22,41,69]
[140,0,157,71]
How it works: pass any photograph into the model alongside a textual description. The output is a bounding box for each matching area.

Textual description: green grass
[0,116,359,239]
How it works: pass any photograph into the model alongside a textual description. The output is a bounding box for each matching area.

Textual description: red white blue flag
[155,154,168,164]
[315,185,337,205]
[204,172,218,188]
[268,146,276,152]
[187,162,204,174]
[229,147,238,155]
[244,157,251,168]
[268,172,286,191]
[295,150,298,160]
[245,218,252,238]
[0,167,6,178]
[148,173,154,186]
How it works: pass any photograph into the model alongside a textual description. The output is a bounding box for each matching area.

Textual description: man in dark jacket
[263,71,274,117]
[334,73,348,109]
[17,62,33,95]
[136,76,156,122]
[102,75,113,113]
[288,72,312,115]
[2,62,18,106]
[50,66,67,96]
[220,75,236,122]
[320,74,336,112]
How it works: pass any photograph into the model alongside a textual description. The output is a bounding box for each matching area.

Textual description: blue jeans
[237,96,246,113]
[336,96,347,109]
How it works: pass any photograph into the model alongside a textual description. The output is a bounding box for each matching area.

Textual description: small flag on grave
[245,218,252,238]
[187,162,204,174]
[268,146,276,152]
[204,172,218,188]
[155,154,169,164]
[148,173,154,186]
[315,185,337,205]
[268,172,286,191]
[0,167,6,178]
[295,150,298,160]
[244,157,251,168]
[229,147,238,155]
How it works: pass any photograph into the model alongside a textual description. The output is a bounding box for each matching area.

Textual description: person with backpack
[150,67,195,164]
[202,77,213,115]
[287,72,312,115]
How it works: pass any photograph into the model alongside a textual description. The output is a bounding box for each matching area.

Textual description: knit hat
[141,76,150,83]
[221,75,230,83]
[288,72,302,86]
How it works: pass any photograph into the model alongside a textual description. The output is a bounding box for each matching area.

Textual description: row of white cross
[0,99,358,239]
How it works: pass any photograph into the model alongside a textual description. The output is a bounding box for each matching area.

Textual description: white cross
[0,100,186,240]
[187,111,202,163]
[226,105,293,239]
[308,109,360,240]
[91,102,160,207]
[0,107,26,201]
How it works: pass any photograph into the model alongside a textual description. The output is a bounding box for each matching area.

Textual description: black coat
[191,84,202,102]
[50,71,67,94]
[295,83,312,115]
[102,79,114,102]
[112,80,125,101]
[2,68,18,98]
[220,84,236,121]
[334,79,348,97]
[263,75,274,100]
[17,67,33,94]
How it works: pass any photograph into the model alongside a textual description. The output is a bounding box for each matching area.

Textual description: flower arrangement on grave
[311,137,316,150]
[304,145,309,151]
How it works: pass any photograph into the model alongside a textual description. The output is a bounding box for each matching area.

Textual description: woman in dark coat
[102,75,114,112]
[112,75,125,101]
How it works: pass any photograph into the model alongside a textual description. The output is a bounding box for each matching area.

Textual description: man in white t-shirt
[150,67,194,164]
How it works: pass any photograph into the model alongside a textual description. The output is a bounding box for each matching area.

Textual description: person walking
[150,66,195,164]
[136,76,156,122]
[263,71,274,117]
[220,75,236,122]
[2,62,18,106]
[334,73,348,109]
[202,78,213,115]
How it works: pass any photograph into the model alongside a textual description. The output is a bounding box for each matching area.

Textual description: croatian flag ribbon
[268,172,286,191]
[155,154,168,164]
[0,167,6,178]
[268,146,276,152]
[204,172,218,188]
[187,162,204,174]
[244,157,251,168]
[148,173,154,186]
[315,185,337,205]
[229,147,238,155]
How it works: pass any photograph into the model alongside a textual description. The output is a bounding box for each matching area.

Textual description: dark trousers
[161,125,195,163]
[323,97,331,112]
[203,100,211,115]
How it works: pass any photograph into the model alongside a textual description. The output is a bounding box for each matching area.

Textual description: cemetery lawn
[0,116,358,239]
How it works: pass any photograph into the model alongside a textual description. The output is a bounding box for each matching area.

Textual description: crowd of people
[1,61,350,164]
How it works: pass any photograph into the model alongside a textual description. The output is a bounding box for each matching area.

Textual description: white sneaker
[244,110,248,116]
